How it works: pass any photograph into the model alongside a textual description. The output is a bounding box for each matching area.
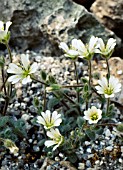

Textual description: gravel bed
[0,50,123,170]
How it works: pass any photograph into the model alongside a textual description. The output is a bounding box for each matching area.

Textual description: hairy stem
[106,58,110,81]
[31,76,48,86]
[1,67,7,95]
[3,43,13,115]
[106,98,110,115]
[88,60,92,90]
[43,85,47,111]
[6,43,12,63]
[74,61,79,103]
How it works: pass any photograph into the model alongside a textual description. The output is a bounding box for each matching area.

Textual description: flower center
[90,112,98,121]
[22,69,30,77]
[104,86,114,95]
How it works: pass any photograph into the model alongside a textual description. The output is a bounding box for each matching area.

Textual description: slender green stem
[1,67,7,95]
[74,61,79,103]
[106,98,110,115]
[31,76,48,86]
[106,58,110,81]
[62,92,76,105]
[3,43,13,115]
[62,84,83,88]
[88,60,92,89]
[3,96,10,115]
[0,76,8,92]
[43,85,47,111]
[53,92,70,109]
[86,60,92,109]
[6,43,12,62]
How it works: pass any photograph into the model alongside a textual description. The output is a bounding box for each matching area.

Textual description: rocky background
[0,0,123,57]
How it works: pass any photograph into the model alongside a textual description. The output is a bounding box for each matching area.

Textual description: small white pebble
[95,160,100,164]
[59,153,64,158]
[105,146,113,151]
[87,148,91,153]
[121,146,123,153]
[78,163,85,170]
[21,114,30,121]
[117,70,122,75]
[102,63,107,68]
[105,129,111,137]
[119,158,122,163]
[85,141,90,146]
[55,156,60,161]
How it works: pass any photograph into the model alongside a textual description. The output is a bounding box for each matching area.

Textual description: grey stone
[0,0,121,56]
[91,0,123,40]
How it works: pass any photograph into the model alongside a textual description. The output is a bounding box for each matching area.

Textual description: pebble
[20,102,27,109]
[88,154,94,159]
[28,139,33,143]
[105,146,113,151]
[55,156,60,161]
[21,114,30,121]
[105,129,111,137]
[78,163,85,170]
[33,145,40,152]
[119,158,122,163]
[85,141,91,146]
[23,97,30,102]
[86,160,91,167]
[87,148,91,153]
[14,103,20,107]
[117,70,122,75]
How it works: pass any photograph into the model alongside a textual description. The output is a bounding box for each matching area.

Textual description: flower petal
[7,63,23,74]
[0,21,4,30]
[45,140,57,147]
[67,50,79,56]
[5,21,12,32]
[21,54,29,70]
[8,75,22,84]
[30,62,38,73]
[59,42,69,52]
[37,116,46,126]
[98,38,105,51]
[22,75,32,84]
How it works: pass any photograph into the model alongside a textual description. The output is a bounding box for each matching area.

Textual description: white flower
[96,38,116,57]
[0,21,12,42]
[37,110,62,129]
[83,106,102,124]
[95,76,121,98]
[7,54,38,84]
[76,36,98,60]
[59,39,79,59]
[45,128,64,151]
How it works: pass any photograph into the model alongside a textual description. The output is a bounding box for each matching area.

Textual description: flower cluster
[7,54,38,84]
[37,110,63,151]
[59,36,116,60]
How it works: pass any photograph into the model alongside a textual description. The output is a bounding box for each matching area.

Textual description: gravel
[0,50,123,169]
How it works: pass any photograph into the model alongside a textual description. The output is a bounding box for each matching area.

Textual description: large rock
[0,0,122,56]
[91,0,123,40]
